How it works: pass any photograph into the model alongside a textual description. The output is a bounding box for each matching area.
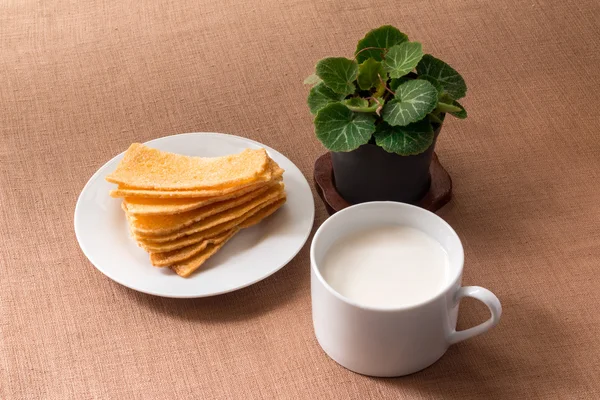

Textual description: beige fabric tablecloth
[2,0,599,398]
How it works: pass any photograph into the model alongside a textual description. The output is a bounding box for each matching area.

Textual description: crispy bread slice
[110,161,283,199]
[122,176,282,216]
[126,183,282,235]
[106,144,270,190]
[149,229,236,267]
[170,235,237,277]
[132,185,285,241]
[138,195,285,252]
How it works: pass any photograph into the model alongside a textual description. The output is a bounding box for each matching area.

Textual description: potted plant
[305,25,467,204]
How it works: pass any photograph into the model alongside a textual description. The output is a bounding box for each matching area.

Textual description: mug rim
[310,201,465,312]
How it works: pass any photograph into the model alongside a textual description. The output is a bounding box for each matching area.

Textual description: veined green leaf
[431,80,445,96]
[416,54,467,99]
[315,103,376,151]
[382,80,438,126]
[357,58,386,90]
[355,25,408,63]
[343,97,382,113]
[374,120,434,155]
[315,57,358,96]
[303,73,322,85]
[383,42,423,79]
[308,82,345,115]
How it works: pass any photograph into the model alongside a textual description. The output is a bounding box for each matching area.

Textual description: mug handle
[448,286,502,345]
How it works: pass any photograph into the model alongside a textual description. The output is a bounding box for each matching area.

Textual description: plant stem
[378,74,395,97]
[369,96,384,116]
[428,113,443,124]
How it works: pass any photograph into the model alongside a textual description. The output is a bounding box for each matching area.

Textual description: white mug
[310,202,502,377]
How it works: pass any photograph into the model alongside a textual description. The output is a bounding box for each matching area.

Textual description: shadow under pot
[330,124,441,205]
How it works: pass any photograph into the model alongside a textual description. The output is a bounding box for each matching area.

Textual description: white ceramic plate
[74,133,315,298]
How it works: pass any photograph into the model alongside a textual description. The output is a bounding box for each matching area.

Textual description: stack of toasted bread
[106,143,286,277]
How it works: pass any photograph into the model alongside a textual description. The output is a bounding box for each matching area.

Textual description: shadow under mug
[310,202,502,377]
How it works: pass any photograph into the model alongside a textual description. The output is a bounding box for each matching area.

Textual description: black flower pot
[330,124,442,204]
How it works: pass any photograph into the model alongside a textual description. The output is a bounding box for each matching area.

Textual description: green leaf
[449,100,467,119]
[307,82,345,115]
[315,103,376,151]
[436,102,462,113]
[382,80,438,126]
[315,57,358,96]
[416,54,467,99]
[357,59,386,90]
[383,42,423,79]
[431,80,445,96]
[304,73,322,85]
[355,25,408,63]
[374,120,434,155]
[344,98,369,108]
[343,97,381,113]
[389,76,413,92]
[374,81,387,98]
